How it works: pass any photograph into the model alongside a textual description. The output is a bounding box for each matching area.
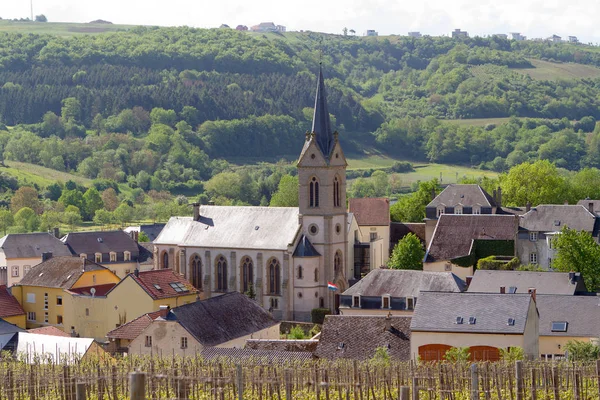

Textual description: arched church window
[334,251,342,274]
[190,254,202,289]
[162,252,169,269]
[333,176,341,207]
[309,177,320,208]
[241,256,253,293]
[268,258,281,295]
[216,255,228,291]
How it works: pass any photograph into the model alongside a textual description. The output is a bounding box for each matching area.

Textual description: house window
[270,297,279,310]
[190,254,202,289]
[297,265,303,279]
[437,207,445,217]
[473,207,480,215]
[333,176,341,208]
[551,321,568,332]
[548,258,553,268]
[95,253,102,263]
[268,258,281,295]
[407,297,414,310]
[44,312,48,323]
[444,263,452,272]
[529,232,538,242]
[181,337,188,349]
[241,256,253,293]
[215,255,228,291]
[334,251,342,274]
[110,252,117,262]
[309,177,320,208]
[23,265,31,276]
[382,296,390,309]
[11,266,18,277]
[370,232,378,242]
[124,251,131,261]
[56,296,62,306]
[319,297,324,308]
[530,252,538,264]
[44,293,48,310]
[85,308,89,316]
[455,206,463,215]
[352,295,361,308]
[27,293,35,303]
[145,336,152,347]
[27,312,36,321]
[92,275,96,284]
[57,315,63,325]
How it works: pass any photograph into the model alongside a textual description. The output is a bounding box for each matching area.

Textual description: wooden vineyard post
[596,360,600,399]
[237,365,244,400]
[400,387,410,400]
[129,372,146,400]
[515,361,523,400]
[285,369,292,400]
[531,366,537,400]
[177,378,189,400]
[75,383,86,400]
[412,377,419,400]
[470,364,479,400]
[552,365,559,400]
[111,365,117,400]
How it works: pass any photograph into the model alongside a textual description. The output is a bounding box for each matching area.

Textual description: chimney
[528,287,537,302]
[497,187,502,208]
[130,231,139,243]
[384,312,392,332]
[159,305,170,318]
[431,188,436,201]
[500,286,506,294]
[526,202,531,213]
[589,202,594,214]
[568,271,577,284]
[192,203,200,221]
[564,200,569,205]
[53,227,60,238]
[465,276,473,286]
[493,189,497,204]
[134,268,139,277]
[41,252,52,262]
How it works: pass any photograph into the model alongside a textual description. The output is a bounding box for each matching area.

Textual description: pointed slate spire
[311,65,335,158]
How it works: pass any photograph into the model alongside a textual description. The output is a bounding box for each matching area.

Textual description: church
[153,68,354,321]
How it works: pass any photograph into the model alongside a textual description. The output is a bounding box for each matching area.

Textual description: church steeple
[312,65,335,159]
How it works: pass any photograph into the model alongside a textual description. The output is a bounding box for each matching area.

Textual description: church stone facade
[153,68,352,321]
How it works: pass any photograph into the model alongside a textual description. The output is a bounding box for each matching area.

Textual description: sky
[3,0,600,44]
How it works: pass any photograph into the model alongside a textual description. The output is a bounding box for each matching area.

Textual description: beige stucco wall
[539,336,595,356]
[215,323,281,348]
[423,261,473,281]
[5,256,43,287]
[16,286,64,329]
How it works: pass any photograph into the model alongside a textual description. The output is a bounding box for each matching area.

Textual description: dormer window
[473,206,481,215]
[529,232,538,242]
[437,207,445,217]
[455,206,463,215]
[352,295,361,308]
[80,253,87,259]
[95,253,102,263]
[110,252,117,262]
[124,251,131,261]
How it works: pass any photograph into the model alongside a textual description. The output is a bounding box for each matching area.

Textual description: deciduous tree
[269,175,299,207]
[552,227,600,291]
[387,233,424,270]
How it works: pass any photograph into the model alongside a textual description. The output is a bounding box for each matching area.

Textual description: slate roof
[18,256,108,289]
[245,339,319,353]
[410,292,533,334]
[314,315,411,360]
[293,235,321,257]
[137,243,154,265]
[0,285,25,318]
[519,205,596,233]
[128,270,197,300]
[342,269,465,298]
[467,270,587,295]
[577,200,600,216]
[62,230,140,255]
[312,66,335,158]
[427,184,496,208]
[348,198,390,226]
[154,206,300,251]
[106,310,167,340]
[390,222,426,244]
[0,318,24,335]
[425,214,518,262]
[536,295,600,337]
[201,347,314,364]
[139,224,166,241]
[27,326,71,337]
[0,233,71,259]
[167,292,278,347]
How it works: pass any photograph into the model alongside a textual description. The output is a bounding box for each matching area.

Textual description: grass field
[400,163,498,186]
[443,117,514,127]
[1,161,92,187]
[512,59,600,80]
[0,20,135,36]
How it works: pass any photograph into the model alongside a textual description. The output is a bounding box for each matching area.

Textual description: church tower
[297,66,348,312]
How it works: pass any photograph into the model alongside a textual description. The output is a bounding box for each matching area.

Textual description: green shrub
[444,347,470,363]
[564,340,600,361]
[311,308,331,324]
[499,346,524,362]
[287,325,307,339]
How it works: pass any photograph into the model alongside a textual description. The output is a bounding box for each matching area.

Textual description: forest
[1,26,600,230]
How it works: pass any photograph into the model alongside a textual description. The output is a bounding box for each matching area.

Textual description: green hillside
[0,20,135,36]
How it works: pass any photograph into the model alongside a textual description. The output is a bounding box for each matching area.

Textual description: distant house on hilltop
[250,22,285,33]
[452,29,468,38]
[236,25,248,31]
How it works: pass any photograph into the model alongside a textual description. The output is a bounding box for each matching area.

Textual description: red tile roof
[28,326,71,337]
[349,198,390,226]
[131,270,198,300]
[0,285,25,318]
[106,310,166,340]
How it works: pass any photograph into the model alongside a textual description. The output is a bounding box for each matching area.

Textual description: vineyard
[1,356,600,400]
